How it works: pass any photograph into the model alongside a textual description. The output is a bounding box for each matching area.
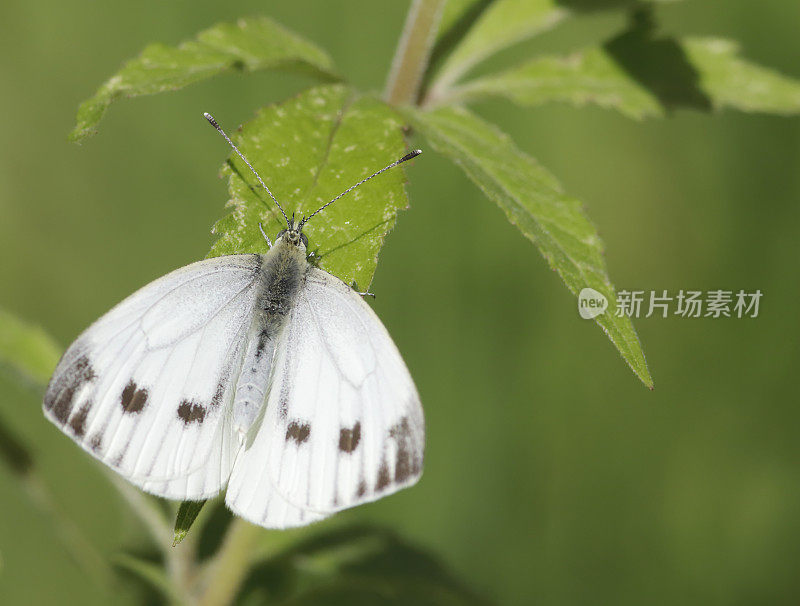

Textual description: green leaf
[682,38,800,115]
[426,0,492,91]
[427,0,680,99]
[70,16,338,142]
[437,0,490,41]
[430,0,569,95]
[0,308,61,388]
[403,105,652,388]
[0,412,33,476]
[114,553,180,602]
[209,84,416,290]
[449,26,800,118]
[448,46,667,119]
[0,404,114,586]
[240,526,490,605]
[173,500,207,547]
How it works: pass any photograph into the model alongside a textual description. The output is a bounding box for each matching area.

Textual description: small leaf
[404,105,652,388]
[436,0,491,42]
[114,553,181,602]
[0,307,61,388]
[240,525,490,605]
[430,0,569,95]
[0,412,33,476]
[429,0,493,73]
[70,16,338,142]
[209,84,416,290]
[682,37,800,115]
[449,47,668,119]
[450,29,800,118]
[173,499,207,547]
[0,413,114,585]
[427,0,681,98]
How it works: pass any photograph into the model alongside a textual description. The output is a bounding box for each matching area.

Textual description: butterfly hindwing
[226,267,424,528]
[44,254,264,500]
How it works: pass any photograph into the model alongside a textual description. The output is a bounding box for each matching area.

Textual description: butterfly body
[231,237,306,436]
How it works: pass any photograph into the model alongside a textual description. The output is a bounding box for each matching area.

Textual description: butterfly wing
[44,254,264,500]
[225,267,424,528]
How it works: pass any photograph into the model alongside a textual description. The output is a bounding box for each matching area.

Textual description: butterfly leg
[306,249,322,266]
[258,223,273,249]
[350,280,375,299]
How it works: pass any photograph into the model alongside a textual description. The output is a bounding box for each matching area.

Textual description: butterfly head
[276,214,309,249]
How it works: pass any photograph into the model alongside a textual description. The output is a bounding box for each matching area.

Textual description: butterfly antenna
[298,149,422,230]
[204,112,291,228]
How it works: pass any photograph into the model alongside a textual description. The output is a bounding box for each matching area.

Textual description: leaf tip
[173,499,207,547]
[637,366,654,390]
[68,126,94,143]
[172,531,187,548]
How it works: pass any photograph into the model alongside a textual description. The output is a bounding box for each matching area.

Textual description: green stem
[197,518,261,606]
[167,508,198,605]
[105,471,172,551]
[383,0,447,106]
[107,473,197,603]
[23,475,112,587]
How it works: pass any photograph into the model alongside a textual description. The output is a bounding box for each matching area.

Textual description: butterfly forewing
[225,267,424,528]
[44,254,264,500]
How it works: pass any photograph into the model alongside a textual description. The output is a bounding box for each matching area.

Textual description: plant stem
[23,474,112,587]
[197,518,261,606]
[105,470,172,551]
[383,0,447,106]
[167,508,198,605]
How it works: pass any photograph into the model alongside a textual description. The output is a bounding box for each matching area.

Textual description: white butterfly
[43,114,424,529]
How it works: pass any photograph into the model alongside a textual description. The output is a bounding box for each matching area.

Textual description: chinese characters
[614,290,762,318]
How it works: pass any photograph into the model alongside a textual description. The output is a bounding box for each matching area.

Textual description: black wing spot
[89,432,103,453]
[376,458,391,491]
[177,400,206,424]
[120,381,148,414]
[46,355,96,424]
[356,479,367,498]
[51,392,73,425]
[338,422,362,453]
[395,442,412,483]
[68,402,91,438]
[389,416,421,483]
[388,416,411,441]
[286,421,310,444]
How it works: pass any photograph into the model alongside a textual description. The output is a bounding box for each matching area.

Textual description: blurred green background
[1,0,799,604]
